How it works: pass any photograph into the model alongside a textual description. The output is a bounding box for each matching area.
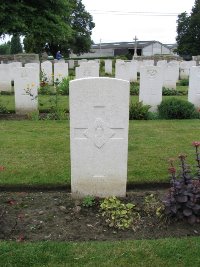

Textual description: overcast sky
[82,0,195,44]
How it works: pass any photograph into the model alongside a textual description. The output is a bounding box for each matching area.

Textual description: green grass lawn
[1,237,200,267]
[0,94,188,113]
[1,119,199,186]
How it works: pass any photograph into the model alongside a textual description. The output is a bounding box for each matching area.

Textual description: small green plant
[162,88,188,96]
[82,196,96,207]
[57,77,72,95]
[163,88,188,96]
[130,82,139,95]
[163,142,200,224]
[0,99,9,114]
[100,196,140,230]
[27,110,40,121]
[144,194,164,218]
[129,101,151,120]
[179,79,189,86]
[158,98,198,119]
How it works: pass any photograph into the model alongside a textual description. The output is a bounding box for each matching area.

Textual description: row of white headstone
[0,59,197,93]
[6,65,200,121]
[0,61,69,93]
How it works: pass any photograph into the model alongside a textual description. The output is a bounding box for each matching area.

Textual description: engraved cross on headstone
[74,105,124,149]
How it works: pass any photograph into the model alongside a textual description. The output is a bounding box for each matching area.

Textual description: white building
[71,40,174,58]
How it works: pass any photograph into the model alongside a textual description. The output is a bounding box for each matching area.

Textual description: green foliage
[162,88,188,96]
[23,0,94,56]
[130,82,139,95]
[0,41,10,55]
[129,101,151,120]
[27,111,40,121]
[0,99,9,114]
[163,142,200,224]
[57,77,73,95]
[179,79,189,86]
[39,85,53,95]
[158,98,198,119]
[82,196,96,207]
[100,196,140,230]
[0,1,94,57]
[144,194,164,218]
[10,34,22,54]
[176,1,200,56]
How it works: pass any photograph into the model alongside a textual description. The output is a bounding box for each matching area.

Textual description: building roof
[91,41,174,50]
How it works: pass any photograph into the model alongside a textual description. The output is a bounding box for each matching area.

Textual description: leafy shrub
[130,82,139,95]
[163,142,200,224]
[158,98,198,119]
[57,77,73,95]
[39,84,53,95]
[179,79,189,86]
[162,88,188,96]
[100,196,140,230]
[129,101,151,120]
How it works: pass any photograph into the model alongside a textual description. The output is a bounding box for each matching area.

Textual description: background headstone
[0,64,12,92]
[188,66,200,108]
[139,66,163,111]
[25,63,40,89]
[41,61,53,85]
[14,67,38,114]
[75,62,99,79]
[104,59,112,74]
[54,62,69,83]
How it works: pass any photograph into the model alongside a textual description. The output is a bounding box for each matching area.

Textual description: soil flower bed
[1,190,200,242]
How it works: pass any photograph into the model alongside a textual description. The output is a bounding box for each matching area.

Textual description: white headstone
[104,59,112,74]
[115,61,137,82]
[139,66,163,112]
[9,62,22,81]
[25,63,40,89]
[41,61,53,85]
[180,61,196,80]
[68,60,74,69]
[70,77,130,197]
[0,64,12,92]
[14,67,38,115]
[188,66,200,108]
[163,62,178,90]
[139,60,154,72]
[54,62,69,83]
[75,62,99,79]
[78,59,87,66]
[157,60,167,68]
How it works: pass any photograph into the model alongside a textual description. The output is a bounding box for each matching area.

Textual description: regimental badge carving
[147,69,158,79]
[84,118,115,148]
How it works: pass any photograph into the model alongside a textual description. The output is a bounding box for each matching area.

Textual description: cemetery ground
[1,81,200,266]
[1,119,200,266]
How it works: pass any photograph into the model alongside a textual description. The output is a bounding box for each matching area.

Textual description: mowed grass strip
[0,120,199,185]
[0,237,200,267]
[0,93,187,113]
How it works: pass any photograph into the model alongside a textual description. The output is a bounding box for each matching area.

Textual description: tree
[0,0,95,57]
[176,0,200,56]
[0,41,11,55]
[10,34,22,54]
